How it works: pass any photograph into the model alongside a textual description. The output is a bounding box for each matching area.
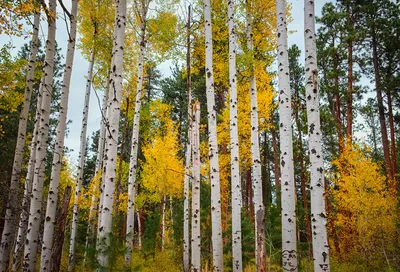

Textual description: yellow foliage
[140,100,184,204]
[331,144,398,266]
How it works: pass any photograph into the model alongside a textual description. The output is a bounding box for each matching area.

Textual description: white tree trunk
[12,79,44,272]
[246,2,265,270]
[97,0,127,267]
[228,1,242,271]
[183,6,192,272]
[125,7,147,264]
[85,75,109,261]
[40,2,78,270]
[161,195,166,251]
[276,1,298,271]
[191,101,201,272]
[203,1,224,270]
[137,211,142,249]
[0,9,40,271]
[95,74,111,235]
[304,1,330,271]
[23,0,57,269]
[68,38,94,272]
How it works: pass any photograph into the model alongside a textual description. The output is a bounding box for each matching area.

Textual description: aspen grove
[1,0,400,271]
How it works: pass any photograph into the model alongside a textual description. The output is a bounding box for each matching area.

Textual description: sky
[1,0,332,168]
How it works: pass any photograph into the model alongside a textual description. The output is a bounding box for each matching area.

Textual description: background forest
[0,0,399,271]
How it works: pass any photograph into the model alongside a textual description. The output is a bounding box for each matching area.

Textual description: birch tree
[191,101,201,272]
[276,1,298,271]
[304,0,330,271]
[228,0,242,270]
[183,5,192,271]
[125,0,149,264]
[204,0,223,270]
[97,0,127,267]
[39,1,78,270]
[68,39,95,272]
[0,7,40,271]
[246,1,265,270]
[23,0,57,269]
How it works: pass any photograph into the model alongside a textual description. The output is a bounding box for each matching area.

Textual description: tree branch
[58,0,71,19]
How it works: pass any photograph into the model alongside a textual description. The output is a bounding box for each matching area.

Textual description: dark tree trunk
[271,129,280,210]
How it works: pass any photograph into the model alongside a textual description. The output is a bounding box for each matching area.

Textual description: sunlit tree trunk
[12,80,44,272]
[39,2,78,270]
[276,1,298,271]
[304,1,330,271]
[246,1,265,270]
[228,1,242,270]
[183,6,192,271]
[191,101,201,272]
[68,48,94,272]
[23,0,57,269]
[203,1,224,270]
[0,9,40,271]
[161,195,166,251]
[125,3,147,264]
[97,0,127,267]
[137,210,142,249]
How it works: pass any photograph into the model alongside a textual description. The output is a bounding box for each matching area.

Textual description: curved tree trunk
[203,1,224,270]
[304,1,330,271]
[276,1,298,271]
[246,1,265,270]
[191,101,201,272]
[40,2,78,270]
[68,46,94,272]
[97,0,127,267]
[228,1,242,270]
[0,9,40,271]
[125,6,147,264]
[183,6,192,271]
[23,0,57,269]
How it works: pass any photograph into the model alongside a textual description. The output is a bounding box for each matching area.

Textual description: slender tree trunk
[332,39,344,154]
[183,6,192,271]
[0,9,40,271]
[137,210,142,249]
[246,2,265,270]
[23,0,57,269]
[68,46,94,271]
[191,101,201,272]
[271,129,280,209]
[50,186,71,272]
[372,35,393,183]
[228,1,242,270]
[203,1,224,270]
[161,195,166,251]
[40,2,78,270]
[125,6,147,264]
[304,1,330,271]
[12,79,44,272]
[346,3,353,142]
[277,1,298,270]
[96,0,127,267]
[387,91,397,187]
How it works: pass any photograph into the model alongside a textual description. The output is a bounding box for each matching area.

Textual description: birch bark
[276,1,298,271]
[12,79,44,271]
[23,0,57,269]
[246,2,265,270]
[304,1,330,271]
[125,2,148,263]
[191,101,201,272]
[40,1,78,270]
[68,47,94,272]
[183,6,192,272]
[97,0,127,267]
[0,9,40,271]
[228,1,242,270]
[203,1,224,270]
